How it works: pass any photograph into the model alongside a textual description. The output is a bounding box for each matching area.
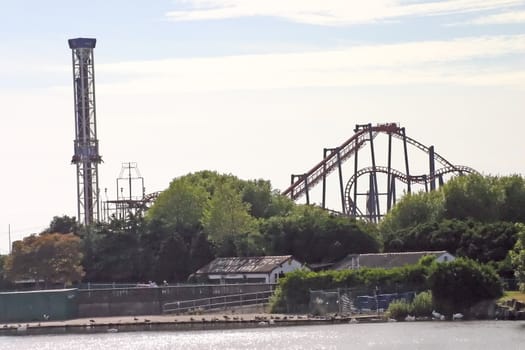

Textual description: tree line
[1,171,524,292]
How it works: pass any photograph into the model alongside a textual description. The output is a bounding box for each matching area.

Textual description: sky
[0,0,524,253]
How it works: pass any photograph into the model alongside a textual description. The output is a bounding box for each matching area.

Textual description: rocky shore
[496,299,525,320]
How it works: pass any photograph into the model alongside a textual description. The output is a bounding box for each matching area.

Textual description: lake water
[1,321,524,349]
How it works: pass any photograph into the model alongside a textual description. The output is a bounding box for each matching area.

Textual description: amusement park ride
[67,38,476,225]
[282,123,477,222]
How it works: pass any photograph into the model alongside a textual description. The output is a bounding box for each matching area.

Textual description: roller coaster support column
[322,149,328,208]
[322,148,337,209]
[336,149,346,213]
[390,175,397,207]
[402,127,411,194]
[429,146,436,191]
[353,136,359,216]
[291,174,310,205]
[367,125,380,220]
[387,132,393,211]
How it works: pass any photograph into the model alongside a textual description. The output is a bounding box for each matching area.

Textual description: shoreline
[0,313,384,336]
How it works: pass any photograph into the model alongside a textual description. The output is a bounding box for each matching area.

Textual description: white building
[193,255,304,284]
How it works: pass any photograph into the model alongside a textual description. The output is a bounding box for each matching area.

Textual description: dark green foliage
[153,233,189,282]
[443,174,503,222]
[261,205,380,264]
[272,260,501,315]
[387,290,433,320]
[270,264,429,313]
[510,224,525,291]
[410,290,433,316]
[428,258,502,315]
[42,215,79,234]
[387,299,412,320]
[383,219,518,264]
[0,255,14,290]
[82,217,145,282]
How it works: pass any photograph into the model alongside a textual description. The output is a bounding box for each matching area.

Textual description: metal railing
[163,290,274,314]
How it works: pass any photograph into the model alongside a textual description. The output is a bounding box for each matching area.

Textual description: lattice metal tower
[68,38,102,226]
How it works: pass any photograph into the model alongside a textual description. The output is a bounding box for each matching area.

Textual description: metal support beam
[336,150,346,213]
[429,146,436,191]
[368,125,380,221]
[387,133,393,211]
[402,127,411,194]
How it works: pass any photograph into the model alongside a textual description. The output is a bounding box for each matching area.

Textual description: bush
[429,258,503,315]
[387,299,411,320]
[386,291,433,320]
[411,291,433,317]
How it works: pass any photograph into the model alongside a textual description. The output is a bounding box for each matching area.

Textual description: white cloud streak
[87,34,525,94]
[468,10,525,24]
[166,0,525,25]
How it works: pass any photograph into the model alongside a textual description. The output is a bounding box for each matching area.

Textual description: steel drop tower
[68,38,102,226]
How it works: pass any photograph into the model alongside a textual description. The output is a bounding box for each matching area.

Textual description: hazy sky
[0,1,524,253]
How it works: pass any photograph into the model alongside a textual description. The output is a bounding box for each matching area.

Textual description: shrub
[411,291,433,317]
[428,258,503,315]
[387,299,411,320]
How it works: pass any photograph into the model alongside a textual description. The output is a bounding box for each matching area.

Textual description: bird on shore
[133,317,139,321]
[432,310,445,321]
[89,319,96,323]
[452,313,464,320]
[144,319,151,323]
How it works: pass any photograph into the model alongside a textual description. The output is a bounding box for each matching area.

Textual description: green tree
[42,215,79,234]
[261,205,380,263]
[153,233,189,282]
[380,190,444,233]
[146,177,208,234]
[82,217,144,282]
[443,174,503,222]
[510,223,525,292]
[498,175,525,223]
[202,180,258,255]
[4,233,84,288]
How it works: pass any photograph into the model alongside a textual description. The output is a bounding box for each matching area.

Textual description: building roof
[195,255,294,275]
[333,251,451,270]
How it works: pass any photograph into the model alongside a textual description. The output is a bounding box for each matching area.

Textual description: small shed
[333,251,455,270]
[192,255,304,284]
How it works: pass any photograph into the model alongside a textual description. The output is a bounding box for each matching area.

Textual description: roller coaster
[282,123,477,222]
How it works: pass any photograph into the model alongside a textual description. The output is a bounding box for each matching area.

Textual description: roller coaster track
[282,123,458,201]
[282,123,397,200]
[344,165,478,216]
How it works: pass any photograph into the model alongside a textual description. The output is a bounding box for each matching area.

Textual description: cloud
[166,0,525,26]
[467,10,525,24]
[85,34,525,94]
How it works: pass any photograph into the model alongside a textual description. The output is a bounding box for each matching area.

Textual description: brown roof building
[332,251,454,270]
[193,255,305,284]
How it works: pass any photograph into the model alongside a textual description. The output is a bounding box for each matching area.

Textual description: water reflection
[1,321,524,350]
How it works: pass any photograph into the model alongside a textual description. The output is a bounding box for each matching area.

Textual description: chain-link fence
[309,288,416,316]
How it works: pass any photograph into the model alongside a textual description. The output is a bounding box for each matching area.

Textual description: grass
[499,291,525,303]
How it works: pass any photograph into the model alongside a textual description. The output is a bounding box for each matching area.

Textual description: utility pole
[8,224,11,254]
